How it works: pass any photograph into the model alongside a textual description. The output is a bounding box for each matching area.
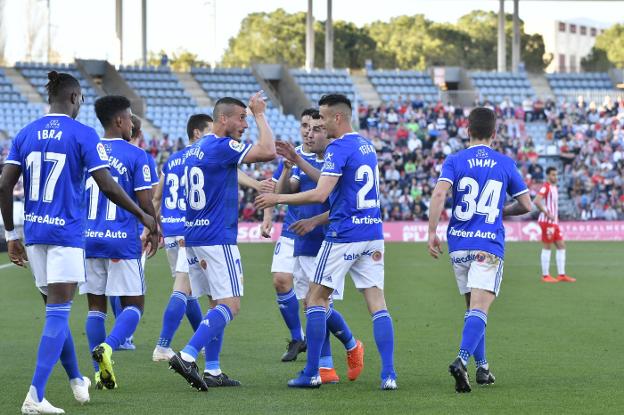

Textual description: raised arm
[255,175,338,209]
[242,91,277,163]
[276,141,321,183]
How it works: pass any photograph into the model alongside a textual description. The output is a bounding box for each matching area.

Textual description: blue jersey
[183,134,252,247]
[85,138,152,259]
[272,147,316,239]
[292,157,329,256]
[146,154,159,187]
[320,133,383,243]
[161,147,188,237]
[5,114,109,248]
[439,144,528,259]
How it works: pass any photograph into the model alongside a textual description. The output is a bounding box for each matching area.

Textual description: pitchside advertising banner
[237,221,624,243]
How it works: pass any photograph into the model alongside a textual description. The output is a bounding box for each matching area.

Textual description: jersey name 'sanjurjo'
[161,147,189,237]
[6,114,110,248]
[439,145,528,259]
[85,138,152,259]
[320,133,383,243]
[292,156,329,256]
[183,134,252,246]
[272,146,317,239]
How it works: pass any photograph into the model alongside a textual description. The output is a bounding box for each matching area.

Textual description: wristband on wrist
[5,229,19,241]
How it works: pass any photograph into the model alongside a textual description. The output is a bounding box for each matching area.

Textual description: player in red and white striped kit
[534,167,575,283]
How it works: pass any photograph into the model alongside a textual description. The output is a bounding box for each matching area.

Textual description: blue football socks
[276,289,303,341]
[465,310,488,368]
[182,304,232,361]
[109,296,122,319]
[105,306,142,351]
[185,296,203,331]
[303,306,326,377]
[458,309,488,366]
[372,310,396,380]
[326,305,357,350]
[31,302,72,401]
[85,311,107,371]
[319,322,333,369]
[157,291,187,348]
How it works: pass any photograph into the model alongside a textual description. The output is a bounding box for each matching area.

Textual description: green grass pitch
[0,241,623,414]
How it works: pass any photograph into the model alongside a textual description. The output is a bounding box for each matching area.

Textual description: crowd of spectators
[2,94,623,223]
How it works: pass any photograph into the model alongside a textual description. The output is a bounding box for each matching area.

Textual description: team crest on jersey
[142,165,151,182]
[96,143,109,161]
[45,119,60,129]
[229,139,245,152]
[372,251,383,262]
[475,149,489,159]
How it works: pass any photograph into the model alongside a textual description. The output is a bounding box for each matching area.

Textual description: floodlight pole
[325,0,333,70]
[115,0,123,65]
[497,0,506,72]
[305,0,314,71]
[142,0,147,66]
[512,0,521,72]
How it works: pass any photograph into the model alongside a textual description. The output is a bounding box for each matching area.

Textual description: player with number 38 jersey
[161,148,188,238]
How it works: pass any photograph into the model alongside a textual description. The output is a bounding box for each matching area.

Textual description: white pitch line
[0,263,14,270]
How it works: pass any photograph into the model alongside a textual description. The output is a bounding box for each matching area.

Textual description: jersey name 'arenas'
[85,138,152,259]
[160,147,188,237]
[183,134,252,246]
[292,156,329,256]
[272,146,317,239]
[439,144,528,259]
[6,114,109,248]
[320,133,383,243]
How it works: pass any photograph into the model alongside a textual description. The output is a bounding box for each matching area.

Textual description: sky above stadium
[3,0,623,65]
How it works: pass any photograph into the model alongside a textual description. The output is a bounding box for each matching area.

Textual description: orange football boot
[557,274,576,282]
[541,275,558,283]
[319,368,340,384]
[347,340,364,381]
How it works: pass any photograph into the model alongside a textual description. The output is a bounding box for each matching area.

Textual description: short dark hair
[187,114,213,139]
[94,95,131,128]
[131,114,142,138]
[546,166,557,175]
[45,71,80,103]
[310,110,321,120]
[213,97,246,121]
[467,107,496,140]
[301,108,317,118]
[318,94,352,111]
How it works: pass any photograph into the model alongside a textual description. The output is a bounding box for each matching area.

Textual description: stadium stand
[367,70,439,103]
[119,65,196,139]
[470,71,535,105]
[290,68,359,104]
[14,62,102,135]
[191,67,300,142]
[547,72,617,100]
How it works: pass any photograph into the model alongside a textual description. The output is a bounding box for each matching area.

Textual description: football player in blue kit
[427,107,532,393]
[151,114,213,362]
[273,111,365,385]
[269,108,316,362]
[255,94,397,390]
[168,92,276,391]
[80,96,159,391]
[0,72,157,414]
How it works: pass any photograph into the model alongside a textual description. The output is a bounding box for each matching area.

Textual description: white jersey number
[188,167,206,210]
[453,178,502,224]
[355,165,380,210]
[85,176,119,221]
[164,173,187,211]
[25,151,66,203]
